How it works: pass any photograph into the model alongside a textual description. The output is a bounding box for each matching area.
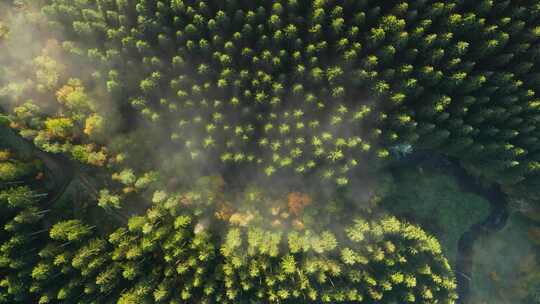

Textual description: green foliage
[0,162,34,182]
[0,186,40,208]
[0,115,10,126]
[381,167,491,259]
[1,0,540,302]
[35,0,540,192]
[0,161,459,303]
[49,220,93,242]
[470,213,540,304]
[219,216,457,303]
[0,157,46,303]
[107,199,218,303]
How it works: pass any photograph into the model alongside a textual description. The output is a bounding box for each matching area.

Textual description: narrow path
[1,125,75,206]
[2,125,130,224]
[35,150,75,207]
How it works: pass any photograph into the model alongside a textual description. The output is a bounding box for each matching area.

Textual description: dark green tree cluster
[0,147,102,303]
[0,158,458,303]
[0,149,38,182]
[0,144,216,303]
[30,220,104,304]
[108,199,218,303]
[39,0,540,191]
[0,150,48,303]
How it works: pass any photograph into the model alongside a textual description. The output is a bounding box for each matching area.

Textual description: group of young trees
[2,41,110,168]
[35,0,540,192]
[220,216,457,303]
[0,157,457,303]
[0,125,454,303]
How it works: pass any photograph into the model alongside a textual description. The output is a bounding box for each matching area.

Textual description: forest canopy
[1,0,540,303]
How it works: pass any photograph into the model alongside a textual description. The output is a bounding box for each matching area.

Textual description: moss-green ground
[470,213,540,304]
[381,164,540,303]
[380,166,491,264]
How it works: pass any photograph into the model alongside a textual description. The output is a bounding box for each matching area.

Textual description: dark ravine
[388,151,509,304]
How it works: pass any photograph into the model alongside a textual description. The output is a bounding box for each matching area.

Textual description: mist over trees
[1,0,540,303]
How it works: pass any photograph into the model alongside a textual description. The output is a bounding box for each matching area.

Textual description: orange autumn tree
[287,192,312,217]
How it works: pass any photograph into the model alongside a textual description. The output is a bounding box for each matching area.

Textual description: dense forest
[0,0,540,303]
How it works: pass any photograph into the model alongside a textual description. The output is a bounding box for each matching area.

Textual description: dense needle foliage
[37,0,540,191]
[0,158,456,303]
[1,0,540,303]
